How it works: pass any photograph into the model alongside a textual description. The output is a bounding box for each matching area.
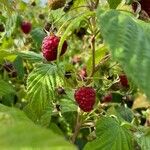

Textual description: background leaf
[97,9,150,99]
[107,0,122,9]
[84,116,134,150]
[0,79,15,97]
[0,104,76,149]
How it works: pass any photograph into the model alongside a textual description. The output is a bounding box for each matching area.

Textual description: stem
[71,108,82,143]
[90,35,96,78]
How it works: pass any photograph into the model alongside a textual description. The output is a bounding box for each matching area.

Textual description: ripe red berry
[74,87,96,112]
[119,74,129,88]
[21,21,32,34]
[102,93,112,103]
[42,35,67,61]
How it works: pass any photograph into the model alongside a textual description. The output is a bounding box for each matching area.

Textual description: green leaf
[86,46,107,74]
[0,104,76,149]
[16,51,44,62]
[31,28,46,48]
[58,11,95,58]
[0,80,15,97]
[13,56,24,79]
[107,0,122,9]
[60,98,77,113]
[107,105,134,123]
[0,50,16,63]
[97,9,150,99]
[136,129,150,150]
[26,64,64,121]
[84,116,133,150]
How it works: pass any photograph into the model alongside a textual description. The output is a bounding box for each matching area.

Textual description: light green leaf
[0,50,16,63]
[136,129,150,150]
[84,116,133,150]
[86,46,107,74]
[97,9,150,98]
[16,50,44,62]
[26,64,64,121]
[0,80,15,97]
[58,11,95,58]
[0,104,76,149]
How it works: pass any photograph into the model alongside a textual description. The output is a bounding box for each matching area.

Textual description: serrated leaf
[97,9,150,99]
[0,104,76,149]
[16,51,44,62]
[26,64,64,121]
[0,80,15,97]
[107,0,122,9]
[60,98,77,113]
[84,116,133,150]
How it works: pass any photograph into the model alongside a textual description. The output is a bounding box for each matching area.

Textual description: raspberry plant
[0,0,150,149]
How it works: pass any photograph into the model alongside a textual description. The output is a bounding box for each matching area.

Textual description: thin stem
[71,108,82,143]
[90,35,96,78]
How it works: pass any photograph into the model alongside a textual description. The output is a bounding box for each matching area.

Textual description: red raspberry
[74,87,96,112]
[132,0,150,16]
[42,35,67,61]
[119,74,129,88]
[102,93,112,103]
[21,21,32,34]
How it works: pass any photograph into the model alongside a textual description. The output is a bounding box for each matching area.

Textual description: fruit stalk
[71,108,82,143]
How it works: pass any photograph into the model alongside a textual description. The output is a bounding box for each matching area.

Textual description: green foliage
[97,9,150,99]
[31,28,46,48]
[16,50,44,63]
[0,79,15,97]
[26,63,64,122]
[107,0,122,9]
[108,105,134,123]
[136,129,150,150]
[84,116,134,150]
[0,104,76,149]
[0,50,16,63]
[58,11,95,58]
[13,56,24,79]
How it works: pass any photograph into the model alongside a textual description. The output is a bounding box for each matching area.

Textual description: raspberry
[102,93,112,103]
[119,74,129,88]
[74,87,96,112]
[132,0,150,16]
[21,21,32,34]
[48,0,66,10]
[42,35,67,61]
